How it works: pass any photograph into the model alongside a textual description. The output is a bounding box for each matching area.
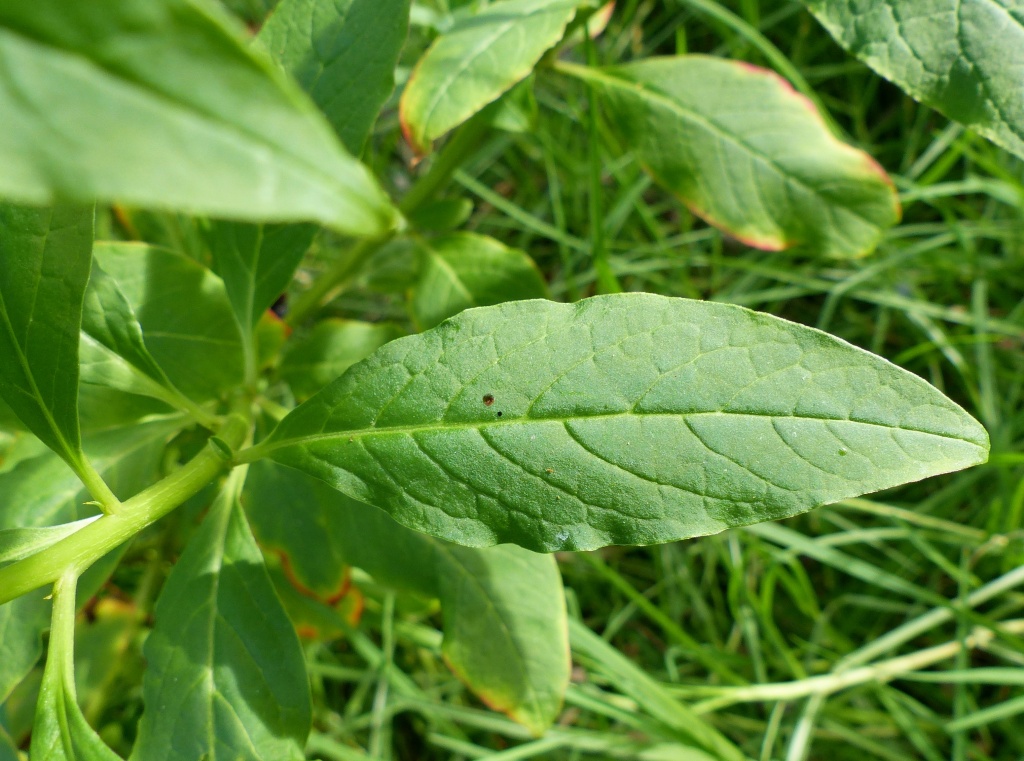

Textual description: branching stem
[0,413,250,606]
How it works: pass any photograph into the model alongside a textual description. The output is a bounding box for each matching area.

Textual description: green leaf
[435,543,568,735]
[279,319,406,401]
[405,197,474,233]
[258,0,412,153]
[0,203,92,469]
[92,243,245,401]
[564,57,900,257]
[400,0,584,153]
[205,221,316,384]
[132,469,311,761]
[245,460,570,733]
[0,519,98,566]
[79,261,214,424]
[250,294,989,552]
[802,0,1024,160]
[207,223,317,333]
[32,668,121,759]
[0,597,49,708]
[0,0,398,236]
[410,232,549,330]
[81,262,173,389]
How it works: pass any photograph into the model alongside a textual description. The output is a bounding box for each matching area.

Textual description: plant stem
[49,569,80,694]
[399,115,490,216]
[286,236,390,327]
[0,413,249,606]
[286,116,490,328]
[75,456,122,515]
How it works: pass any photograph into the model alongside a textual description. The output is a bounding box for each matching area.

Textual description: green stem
[286,236,390,327]
[49,569,79,696]
[0,413,249,606]
[75,456,122,516]
[399,115,491,216]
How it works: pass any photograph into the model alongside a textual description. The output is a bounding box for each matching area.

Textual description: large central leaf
[250,294,988,552]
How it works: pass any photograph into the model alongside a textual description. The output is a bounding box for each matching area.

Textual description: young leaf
[80,261,215,424]
[0,203,92,469]
[279,319,406,401]
[0,0,398,236]
[92,243,245,401]
[207,223,317,333]
[248,294,989,552]
[30,575,122,761]
[259,0,413,153]
[245,460,570,734]
[400,0,585,153]
[802,0,1024,161]
[132,469,311,761]
[563,57,900,257]
[410,232,549,330]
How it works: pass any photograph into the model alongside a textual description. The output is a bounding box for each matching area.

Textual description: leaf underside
[260,294,988,552]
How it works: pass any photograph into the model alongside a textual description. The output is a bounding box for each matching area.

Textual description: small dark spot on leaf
[496,411,503,417]
[838,448,847,456]
[483,394,495,406]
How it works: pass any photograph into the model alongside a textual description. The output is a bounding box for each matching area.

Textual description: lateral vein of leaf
[256,410,982,459]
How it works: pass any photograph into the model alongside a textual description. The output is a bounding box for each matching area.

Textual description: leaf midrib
[257,408,983,458]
